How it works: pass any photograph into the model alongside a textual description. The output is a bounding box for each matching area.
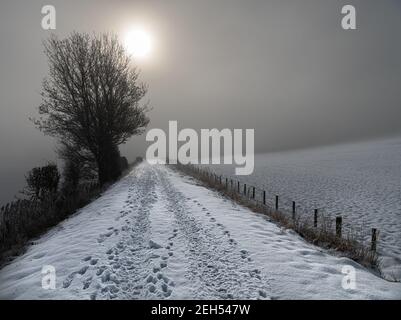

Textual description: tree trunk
[97,140,122,185]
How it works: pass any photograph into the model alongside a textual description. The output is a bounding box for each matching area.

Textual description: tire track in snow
[157,166,271,299]
[60,164,270,299]
[92,166,158,299]
[93,165,178,299]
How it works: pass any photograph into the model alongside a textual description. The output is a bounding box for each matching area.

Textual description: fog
[1,0,400,205]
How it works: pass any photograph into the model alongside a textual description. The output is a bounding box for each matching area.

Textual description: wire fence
[175,162,379,256]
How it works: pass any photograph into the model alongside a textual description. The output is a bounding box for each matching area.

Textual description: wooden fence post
[263,191,266,205]
[336,216,342,237]
[314,209,318,227]
[275,195,279,210]
[292,201,296,220]
[371,228,377,252]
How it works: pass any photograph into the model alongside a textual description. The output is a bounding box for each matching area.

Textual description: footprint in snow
[97,231,113,243]
[83,276,92,290]
[62,275,74,288]
[240,249,252,261]
[229,238,237,245]
[147,275,157,284]
[78,266,89,275]
[96,266,107,276]
[149,240,163,249]
[62,266,89,288]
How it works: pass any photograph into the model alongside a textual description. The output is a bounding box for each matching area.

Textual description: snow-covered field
[0,163,400,299]
[202,136,401,279]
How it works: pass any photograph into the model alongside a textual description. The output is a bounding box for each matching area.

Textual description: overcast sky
[1,0,401,205]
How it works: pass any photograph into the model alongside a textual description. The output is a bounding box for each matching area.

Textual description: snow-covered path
[0,163,400,299]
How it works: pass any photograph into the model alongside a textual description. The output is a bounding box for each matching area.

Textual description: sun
[123,28,152,59]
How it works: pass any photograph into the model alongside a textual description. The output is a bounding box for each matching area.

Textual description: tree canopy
[34,32,150,184]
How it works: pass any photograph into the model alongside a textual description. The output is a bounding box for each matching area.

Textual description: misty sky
[1,0,401,205]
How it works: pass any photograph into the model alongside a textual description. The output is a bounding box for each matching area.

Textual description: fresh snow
[0,163,400,299]
[202,136,401,280]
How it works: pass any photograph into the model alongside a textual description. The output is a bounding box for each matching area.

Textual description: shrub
[23,163,60,201]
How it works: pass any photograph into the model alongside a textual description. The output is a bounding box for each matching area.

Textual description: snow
[202,136,401,280]
[0,162,400,299]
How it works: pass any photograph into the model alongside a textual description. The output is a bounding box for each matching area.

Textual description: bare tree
[34,32,150,184]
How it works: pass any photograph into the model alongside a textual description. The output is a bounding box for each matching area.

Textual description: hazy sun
[124,28,152,59]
